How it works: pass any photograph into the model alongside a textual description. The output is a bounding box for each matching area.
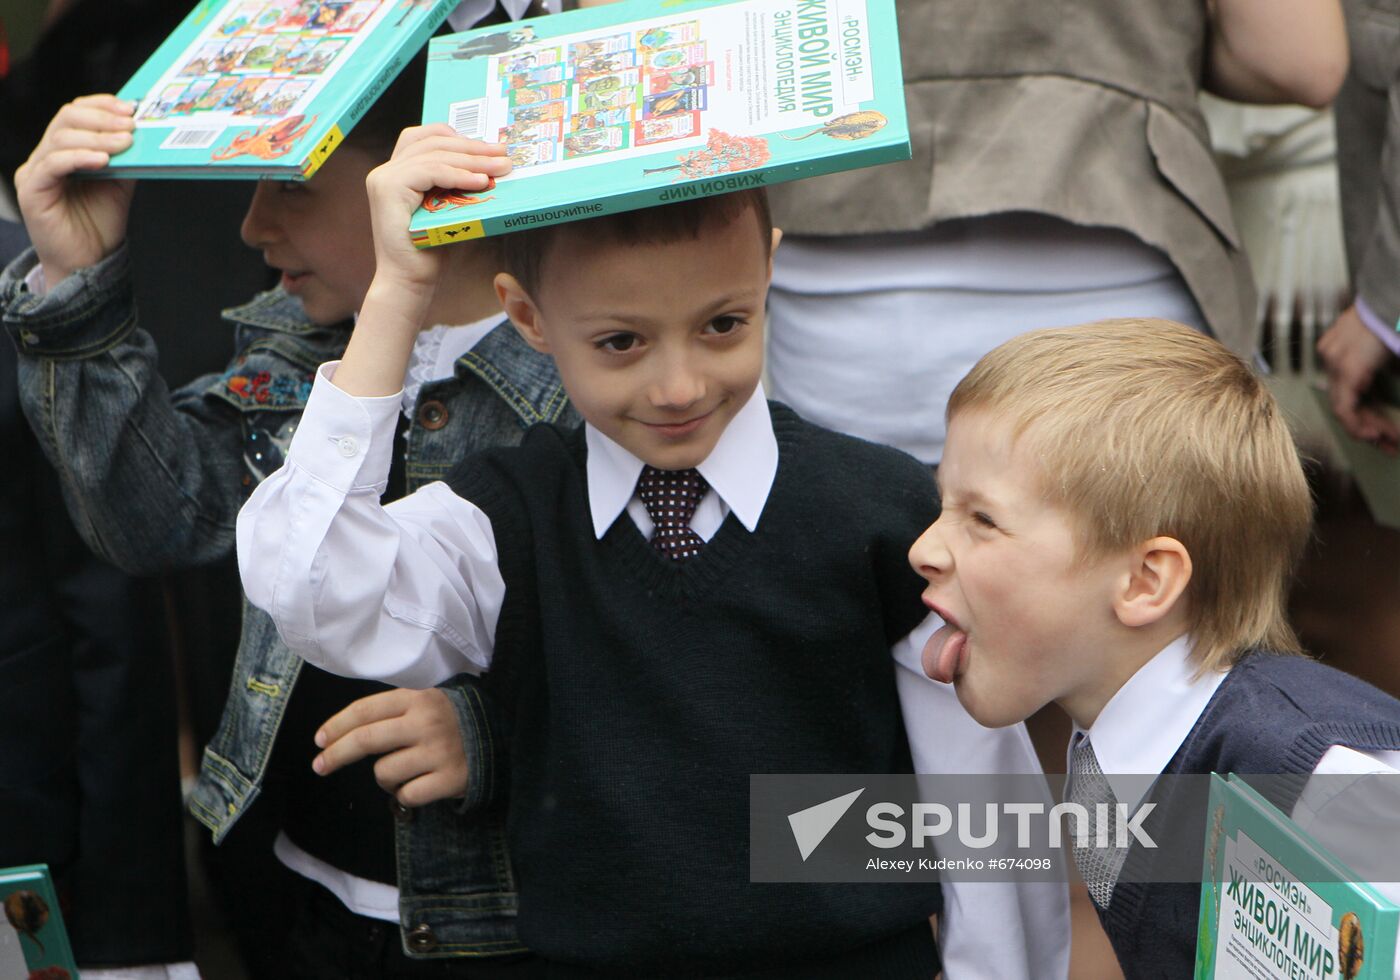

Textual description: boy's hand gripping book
[0,864,79,980]
[1195,773,1399,979]
[408,0,909,246]
[101,0,457,179]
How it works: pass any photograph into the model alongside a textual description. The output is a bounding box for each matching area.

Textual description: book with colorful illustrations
[101,0,456,178]
[1195,774,1399,979]
[408,0,908,247]
[0,865,78,980]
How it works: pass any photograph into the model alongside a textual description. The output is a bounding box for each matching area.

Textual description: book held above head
[408,0,909,245]
[98,0,458,178]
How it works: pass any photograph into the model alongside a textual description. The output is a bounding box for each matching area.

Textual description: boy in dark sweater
[237,125,1069,976]
[909,318,1400,980]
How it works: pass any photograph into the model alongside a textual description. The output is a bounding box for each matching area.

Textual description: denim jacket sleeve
[439,673,508,812]
[1,245,249,574]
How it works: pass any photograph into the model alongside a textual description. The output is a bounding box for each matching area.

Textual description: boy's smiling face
[500,205,775,471]
[909,410,1132,728]
[240,144,378,325]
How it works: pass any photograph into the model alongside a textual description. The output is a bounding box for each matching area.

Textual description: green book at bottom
[1196,773,1398,979]
[0,864,78,980]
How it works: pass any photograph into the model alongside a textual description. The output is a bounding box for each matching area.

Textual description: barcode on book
[448,99,486,138]
[160,127,223,150]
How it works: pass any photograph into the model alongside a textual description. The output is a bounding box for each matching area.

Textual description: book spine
[304,0,459,179]
[411,137,910,247]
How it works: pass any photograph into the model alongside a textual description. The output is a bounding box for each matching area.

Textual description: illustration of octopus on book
[211,113,316,161]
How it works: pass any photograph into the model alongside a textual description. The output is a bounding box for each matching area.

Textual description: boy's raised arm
[15,95,137,287]
[237,126,515,689]
[3,97,251,573]
[333,124,508,396]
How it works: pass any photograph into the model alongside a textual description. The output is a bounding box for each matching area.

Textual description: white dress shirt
[277,313,505,921]
[238,365,1071,980]
[1072,635,1400,978]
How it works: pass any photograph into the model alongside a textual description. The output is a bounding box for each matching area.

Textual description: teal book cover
[409,0,908,247]
[102,0,455,179]
[0,864,78,980]
[1195,774,1399,979]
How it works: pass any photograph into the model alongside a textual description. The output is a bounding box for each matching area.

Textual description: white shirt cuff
[285,361,403,493]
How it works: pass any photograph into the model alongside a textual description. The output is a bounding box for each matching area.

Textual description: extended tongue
[921,624,968,683]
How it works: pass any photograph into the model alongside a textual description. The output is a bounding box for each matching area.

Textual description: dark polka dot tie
[636,465,709,561]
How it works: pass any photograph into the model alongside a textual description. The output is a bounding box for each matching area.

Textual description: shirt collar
[1070,634,1227,807]
[584,383,777,539]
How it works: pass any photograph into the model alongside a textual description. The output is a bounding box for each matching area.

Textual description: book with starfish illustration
[408,0,908,247]
[1195,774,1399,979]
[99,0,455,178]
[0,865,77,980]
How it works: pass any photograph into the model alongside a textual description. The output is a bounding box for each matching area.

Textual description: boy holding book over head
[3,47,573,975]
[237,124,1069,977]
[909,318,1400,980]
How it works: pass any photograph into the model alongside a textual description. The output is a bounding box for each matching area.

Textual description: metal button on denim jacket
[2,245,576,957]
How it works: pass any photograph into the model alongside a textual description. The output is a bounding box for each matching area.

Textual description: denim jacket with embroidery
[1,244,576,958]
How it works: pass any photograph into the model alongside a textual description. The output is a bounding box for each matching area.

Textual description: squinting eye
[596,333,638,353]
[706,315,743,335]
[972,512,998,529]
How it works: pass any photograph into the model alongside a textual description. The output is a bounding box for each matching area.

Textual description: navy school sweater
[1096,653,1400,980]
[448,403,944,976]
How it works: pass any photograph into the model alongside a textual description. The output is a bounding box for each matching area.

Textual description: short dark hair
[499,189,772,299]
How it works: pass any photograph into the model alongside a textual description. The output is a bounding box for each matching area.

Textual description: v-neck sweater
[448,403,942,975]
[1094,652,1400,980]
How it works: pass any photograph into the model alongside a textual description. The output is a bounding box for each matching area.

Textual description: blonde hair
[947,319,1313,672]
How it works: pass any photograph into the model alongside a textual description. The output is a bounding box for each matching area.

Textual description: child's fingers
[392,122,458,153]
[47,103,137,139]
[370,156,502,199]
[312,716,414,775]
[315,688,412,747]
[422,161,499,193]
[67,93,136,112]
[371,746,435,791]
[44,125,135,157]
[394,769,468,808]
[391,135,510,176]
[401,148,513,184]
[23,148,119,186]
[393,126,507,159]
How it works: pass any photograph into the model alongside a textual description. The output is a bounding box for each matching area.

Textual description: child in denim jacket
[2,57,572,978]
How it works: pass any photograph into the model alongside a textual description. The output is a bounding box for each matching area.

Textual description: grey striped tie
[1068,735,1130,909]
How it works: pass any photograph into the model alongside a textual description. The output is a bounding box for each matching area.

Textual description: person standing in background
[765,0,1347,466]
[0,218,195,979]
[1318,0,1400,455]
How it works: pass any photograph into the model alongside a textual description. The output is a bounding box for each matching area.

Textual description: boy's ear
[495,272,550,354]
[1113,536,1192,629]
[767,226,783,281]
